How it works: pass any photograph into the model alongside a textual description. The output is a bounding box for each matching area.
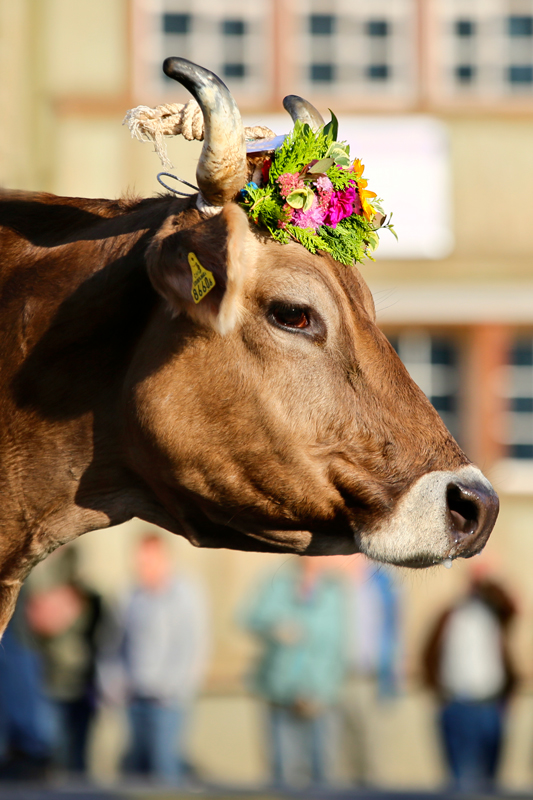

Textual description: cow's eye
[271,305,310,330]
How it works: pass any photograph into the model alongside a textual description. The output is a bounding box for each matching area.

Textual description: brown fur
[0,189,479,633]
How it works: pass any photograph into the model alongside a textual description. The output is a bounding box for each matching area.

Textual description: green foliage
[307,158,335,174]
[285,225,323,254]
[238,119,397,267]
[326,141,351,168]
[381,211,398,241]
[320,223,367,265]
[327,166,355,190]
[268,121,330,181]
[286,186,314,210]
[322,111,339,141]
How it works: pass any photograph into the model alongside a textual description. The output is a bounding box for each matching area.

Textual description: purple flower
[292,196,327,230]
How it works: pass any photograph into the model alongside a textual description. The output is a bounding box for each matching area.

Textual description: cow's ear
[146,203,253,334]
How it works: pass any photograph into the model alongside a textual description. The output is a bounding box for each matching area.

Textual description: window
[310,63,335,82]
[138,1,270,103]
[505,338,533,459]
[437,3,533,103]
[222,19,246,36]
[508,65,533,84]
[310,14,335,35]
[367,19,389,37]
[367,63,390,80]
[365,19,391,84]
[455,64,475,83]
[163,12,191,35]
[389,332,460,440]
[508,16,533,37]
[297,2,415,101]
[223,63,246,78]
[455,19,475,37]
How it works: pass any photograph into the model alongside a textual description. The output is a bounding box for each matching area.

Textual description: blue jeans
[53,696,95,773]
[124,698,185,783]
[268,704,330,788]
[440,699,504,792]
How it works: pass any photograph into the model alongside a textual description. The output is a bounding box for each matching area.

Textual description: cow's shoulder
[0,191,186,376]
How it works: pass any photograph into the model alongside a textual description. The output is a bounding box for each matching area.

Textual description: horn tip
[282,95,294,110]
[163,56,184,78]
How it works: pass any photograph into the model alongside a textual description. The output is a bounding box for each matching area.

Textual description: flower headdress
[240,114,395,266]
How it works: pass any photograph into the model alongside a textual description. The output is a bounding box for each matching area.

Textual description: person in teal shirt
[242,557,346,787]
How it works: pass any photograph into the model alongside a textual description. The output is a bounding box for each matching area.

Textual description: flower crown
[240,114,395,266]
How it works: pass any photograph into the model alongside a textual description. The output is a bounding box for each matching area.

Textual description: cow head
[123,59,498,568]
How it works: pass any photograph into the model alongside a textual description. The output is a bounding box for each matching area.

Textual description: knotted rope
[123,99,276,169]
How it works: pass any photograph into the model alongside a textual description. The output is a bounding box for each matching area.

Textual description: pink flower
[324,183,362,227]
[315,175,333,209]
[277,172,304,198]
[292,195,327,230]
[315,176,333,192]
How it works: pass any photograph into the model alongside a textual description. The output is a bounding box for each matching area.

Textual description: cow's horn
[282,95,325,131]
[163,57,247,206]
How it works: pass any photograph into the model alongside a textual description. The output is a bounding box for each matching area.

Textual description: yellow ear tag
[188,251,216,304]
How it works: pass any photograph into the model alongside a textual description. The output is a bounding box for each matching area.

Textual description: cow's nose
[446,481,499,556]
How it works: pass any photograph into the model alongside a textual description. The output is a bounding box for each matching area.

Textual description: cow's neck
[1,195,181,579]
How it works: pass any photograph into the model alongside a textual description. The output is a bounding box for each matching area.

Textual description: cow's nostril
[446,480,499,556]
[447,484,479,537]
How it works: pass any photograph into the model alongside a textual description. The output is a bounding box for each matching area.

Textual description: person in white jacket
[103,534,210,784]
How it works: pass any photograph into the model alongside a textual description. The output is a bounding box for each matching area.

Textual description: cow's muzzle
[358,464,499,568]
[446,480,499,558]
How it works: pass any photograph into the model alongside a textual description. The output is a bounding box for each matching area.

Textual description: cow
[0,58,498,633]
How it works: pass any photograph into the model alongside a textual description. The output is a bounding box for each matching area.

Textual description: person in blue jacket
[0,588,55,781]
[242,556,346,788]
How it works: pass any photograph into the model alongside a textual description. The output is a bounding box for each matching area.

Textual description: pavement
[0,785,533,800]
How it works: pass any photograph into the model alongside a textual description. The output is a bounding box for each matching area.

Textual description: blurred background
[1,0,533,794]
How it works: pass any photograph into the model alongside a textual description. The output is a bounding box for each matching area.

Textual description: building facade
[135,0,533,111]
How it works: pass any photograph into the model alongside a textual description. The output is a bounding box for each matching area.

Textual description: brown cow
[0,59,497,632]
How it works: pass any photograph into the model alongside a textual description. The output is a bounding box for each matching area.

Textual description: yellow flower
[352,158,365,180]
[352,158,377,221]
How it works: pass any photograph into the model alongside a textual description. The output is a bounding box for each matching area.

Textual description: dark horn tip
[282,95,326,131]
[163,56,195,79]
[163,56,186,79]
[282,95,297,112]
[162,57,230,94]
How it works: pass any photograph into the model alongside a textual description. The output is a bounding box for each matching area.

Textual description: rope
[123,99,276,169]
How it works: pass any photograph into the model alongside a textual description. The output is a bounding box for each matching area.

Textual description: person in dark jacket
[423,574,516,792]
[26,547,104,775]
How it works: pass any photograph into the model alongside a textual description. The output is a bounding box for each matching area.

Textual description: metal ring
[157,172,199,196]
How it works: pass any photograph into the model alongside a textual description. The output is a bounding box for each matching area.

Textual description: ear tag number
[188,252,216,304]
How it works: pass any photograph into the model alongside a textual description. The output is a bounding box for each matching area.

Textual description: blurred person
[110,534,209,784]
[242,557,345,788]
[0,587,55,781]
[340,557,401,787]
[422,572,516,793]
[26,547,104,776]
